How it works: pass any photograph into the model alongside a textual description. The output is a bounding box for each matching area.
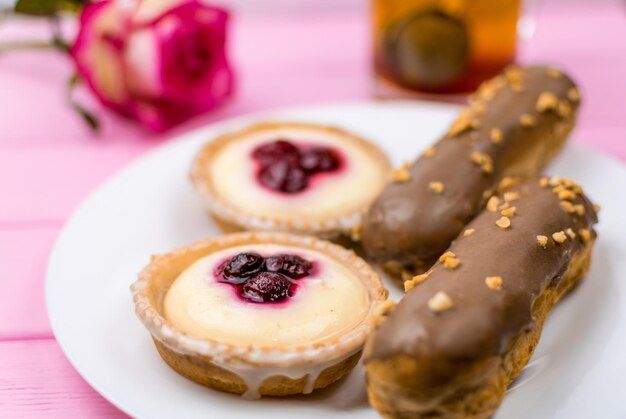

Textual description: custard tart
[131,231,388,398]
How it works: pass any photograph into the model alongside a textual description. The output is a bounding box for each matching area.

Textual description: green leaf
[71,102,100,131]
[50,15,71,52]
[67,74,101,132]
[67,73,80,91]
[14,0,84,16]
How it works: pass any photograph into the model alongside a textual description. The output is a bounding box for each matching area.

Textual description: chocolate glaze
[361,65,580,271]
[364,178,598,381]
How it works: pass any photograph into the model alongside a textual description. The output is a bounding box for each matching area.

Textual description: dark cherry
[300,147,340,172]
[252,140,341,194]
[221,252,265,284]
[258,161,309,193]
[252,140,300,165]
[242,272,293,303]
[265,254,313,279]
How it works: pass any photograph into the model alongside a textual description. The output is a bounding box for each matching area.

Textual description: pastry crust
[154,339,362,396]
[363,178,598,418]
[190,122,392,237]
[131,231,388,398]
[361,65,581,277]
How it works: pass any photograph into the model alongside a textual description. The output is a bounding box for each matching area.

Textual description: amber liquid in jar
[373,0,521,95]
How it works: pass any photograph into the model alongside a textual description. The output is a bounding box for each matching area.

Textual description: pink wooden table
[1,0,625,416]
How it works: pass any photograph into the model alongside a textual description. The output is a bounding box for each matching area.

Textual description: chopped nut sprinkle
[575,204,586,216]
[463,228,475,237]
[499,201,510,210]
[439,251,456,263]
[539,177,549,188]
[429,181,445,194]
[566,228,576,239]
[552,231,567,244]
[496,216,511,229]
[470,151,493,174]
[558,190,576,201]
[443,257,461,270]
[503,191,520,202]
[490,128,503,144]
[428,291,454,313]
[537,235,549,246]
[472,101,486,114]
[558,100,572,118]
[560,201,576,213]
[350,223,362,242]
[505,67,523,83]
[404,273,429,292]
[501,206,517,217]
[474,76,504,102]
[483,189,494,199]
[448,114,479,137]
[536,92,558,112]
[520,114,536,127]
[485,276,503,290]
[400,270,414,282]
[547,67,562,78]
[498,176,518,192]
[594,204,601,213]
[579,228,591,242]
[549,176,562,186]
[568,87,580,103]
[423,146,436,157]
[486,196,501,212]
[392,164,411,183]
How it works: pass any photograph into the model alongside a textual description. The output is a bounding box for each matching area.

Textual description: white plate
[47,101,626,419]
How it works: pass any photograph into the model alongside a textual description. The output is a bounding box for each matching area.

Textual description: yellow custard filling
[163,244,370,348]
[208,128,388,222]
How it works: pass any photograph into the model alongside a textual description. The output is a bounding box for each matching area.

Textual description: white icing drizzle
[211,348,360,399]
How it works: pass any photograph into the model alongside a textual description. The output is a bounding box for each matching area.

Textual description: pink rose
[71,0,234,132]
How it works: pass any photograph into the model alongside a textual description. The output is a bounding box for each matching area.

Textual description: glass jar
[373,0,521,96]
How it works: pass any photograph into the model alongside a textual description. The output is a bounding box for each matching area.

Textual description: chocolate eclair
[361,65,581,277]
[363,177,598,419]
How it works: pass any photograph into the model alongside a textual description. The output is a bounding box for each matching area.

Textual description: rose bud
[71,0,234,132]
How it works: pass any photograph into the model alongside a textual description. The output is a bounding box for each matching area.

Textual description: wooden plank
[0,147,147,223]
[0,338,127,417]
[0,227,59,339]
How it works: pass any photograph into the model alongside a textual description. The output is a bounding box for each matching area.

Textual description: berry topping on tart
[242,272,294,303]
[265,254,313,279]
[258,160,309,193]
[219,252,265,284]
[216,251,314,303]
[300,146,340,173]
[252,140,300,165]
[251,140,342,194]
